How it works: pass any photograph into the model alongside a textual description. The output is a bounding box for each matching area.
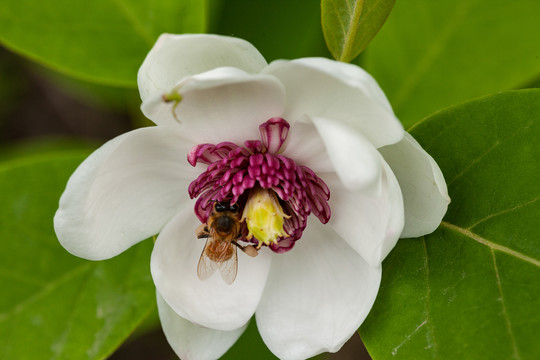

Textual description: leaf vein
[490,249,522,359]
[468,197,540,230]
[361,0,386,25]
[393,1,476,111]
[331,0,348,39]
[86,255,139,358]
[422,238,438,353]
[0,268,46,287]
[110,0,154,46]
[345,0,353,13]
[441,222,540,266]
[0,263,91,323]
[448,140,500,185]
[448,118,532,186]
[50,269,94,360]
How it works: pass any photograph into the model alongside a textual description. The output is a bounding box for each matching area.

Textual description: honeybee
[195,201,258,284]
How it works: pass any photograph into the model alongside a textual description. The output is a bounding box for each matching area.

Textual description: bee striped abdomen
[205,239,234,262]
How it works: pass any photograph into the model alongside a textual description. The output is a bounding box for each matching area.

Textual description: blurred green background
[1,0,538,358]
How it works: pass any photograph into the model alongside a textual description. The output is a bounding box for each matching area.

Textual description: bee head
[210,201,241,236]
[214,202,227,212]
[213,201,239,213]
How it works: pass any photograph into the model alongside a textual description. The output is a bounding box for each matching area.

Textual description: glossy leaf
[322,0,395,62]
[0,152,156,359]
[0,0,206,87]
[209,0,329,61]
[360,90,540,359]
[363,0,540,128]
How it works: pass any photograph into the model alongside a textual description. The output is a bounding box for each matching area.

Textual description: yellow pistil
[241,187,290,248]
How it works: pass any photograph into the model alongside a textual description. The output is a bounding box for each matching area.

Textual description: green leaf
[321,0,395,62]
[0,138,98,163]
[0,0,206,87]
[34,65,141,111]
[222,320,277,360]
[363,0,540,128]
[360,90,540,359]
[0,152,156,359]
[210,0,329,61]
[222,319,327,360]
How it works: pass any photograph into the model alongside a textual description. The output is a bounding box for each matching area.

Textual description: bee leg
[242,245,259,257]
[195,223,209,239]
[232,241,259,258]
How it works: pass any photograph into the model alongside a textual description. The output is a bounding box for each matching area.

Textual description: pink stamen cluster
[188,117,330,253]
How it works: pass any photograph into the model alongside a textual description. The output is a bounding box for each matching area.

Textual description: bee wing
[219,245,238,285]
[197,237,220,281]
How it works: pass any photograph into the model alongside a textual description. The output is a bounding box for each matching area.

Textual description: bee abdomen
[205,240,234,262]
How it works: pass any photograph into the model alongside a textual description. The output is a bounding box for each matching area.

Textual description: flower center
[242,186,291,248]
[188,117,330,253]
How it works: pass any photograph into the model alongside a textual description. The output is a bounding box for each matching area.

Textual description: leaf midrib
[338,0,365,62]
[490,248,521,359]
[110,0,154,46]
[440,221,540,267]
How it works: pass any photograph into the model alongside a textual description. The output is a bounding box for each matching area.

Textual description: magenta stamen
[188,118,331,253]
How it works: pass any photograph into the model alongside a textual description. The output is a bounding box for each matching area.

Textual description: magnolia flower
[54,34,449,360]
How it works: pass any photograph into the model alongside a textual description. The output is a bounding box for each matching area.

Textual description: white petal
[138,34,267,103]
[54,127,197,260]
[310,116,382,194]
[157,292,247,360]
[263,58,404,148]
[142,67,286,140]
[151,206,272,331]
[256,220,381,360]
[281,119,334,173]
[325,158,405,267]
[379,132,450,238]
